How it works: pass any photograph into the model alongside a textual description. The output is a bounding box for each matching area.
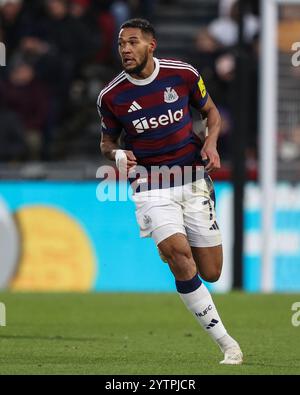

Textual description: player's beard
[125,50,148,76]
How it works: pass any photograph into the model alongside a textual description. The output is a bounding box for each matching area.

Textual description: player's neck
[131,58,155,80]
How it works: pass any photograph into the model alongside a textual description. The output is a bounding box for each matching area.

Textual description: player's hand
[114,149,137,174]
[200,139,221,173]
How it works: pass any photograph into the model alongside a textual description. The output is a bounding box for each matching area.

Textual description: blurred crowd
[0,0,264,167]
[192,0,259,163]
[277,4,300,164]
[0,0,155,161]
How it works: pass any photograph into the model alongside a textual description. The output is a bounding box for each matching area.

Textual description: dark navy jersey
[97,58,209,189]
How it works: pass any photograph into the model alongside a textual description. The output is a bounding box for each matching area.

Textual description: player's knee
[201,266,222,283]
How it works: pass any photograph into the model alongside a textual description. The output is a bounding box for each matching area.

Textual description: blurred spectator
[69,0,102,44]
[93,0,116,64]
[192,0,260,165]
[279,124,300,162]
[218,0,236,18]
[216,106,233,161]
[0,0,30,60]
[42,0,96,74]
[110,0,130,58]
[70,0,90,19]
[111,0,130,26]
[196,0,259,50]
[131,0,157,20]
[0,100,27,161]
[0,60,49,160]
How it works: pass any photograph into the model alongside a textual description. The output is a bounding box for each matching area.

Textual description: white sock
[176,275,237,352]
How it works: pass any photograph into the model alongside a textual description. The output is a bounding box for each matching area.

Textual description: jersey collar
[125,57,160,86]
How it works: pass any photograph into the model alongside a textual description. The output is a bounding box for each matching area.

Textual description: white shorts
[132,177,222,247]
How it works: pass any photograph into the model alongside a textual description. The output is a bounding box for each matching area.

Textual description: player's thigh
[182,178,222,281]
[133,192,184,241]
[191,245,223,283]
[158,232,197,280]
[183,186,222,253]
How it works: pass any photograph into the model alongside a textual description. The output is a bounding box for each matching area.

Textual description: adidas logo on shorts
[209,221,219,231]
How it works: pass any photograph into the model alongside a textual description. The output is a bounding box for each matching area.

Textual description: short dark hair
[120,18,156,39]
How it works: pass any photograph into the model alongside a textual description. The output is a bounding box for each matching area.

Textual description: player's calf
[191,245,222,283]
[158,233,197,281]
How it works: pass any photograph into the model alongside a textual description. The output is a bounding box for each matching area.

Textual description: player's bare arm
[100,133,137,172]
[199,96,222,173]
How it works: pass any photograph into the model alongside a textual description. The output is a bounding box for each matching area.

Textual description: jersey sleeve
[186,68,209,110]
[97,93,122,137]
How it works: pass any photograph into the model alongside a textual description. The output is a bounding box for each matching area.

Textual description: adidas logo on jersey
[128,101,142,112]
[132,109,184,133]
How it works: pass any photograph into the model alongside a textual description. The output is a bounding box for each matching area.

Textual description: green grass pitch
[0,292,299,375]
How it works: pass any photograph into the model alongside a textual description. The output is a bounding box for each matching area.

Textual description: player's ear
[149,38,157,54]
